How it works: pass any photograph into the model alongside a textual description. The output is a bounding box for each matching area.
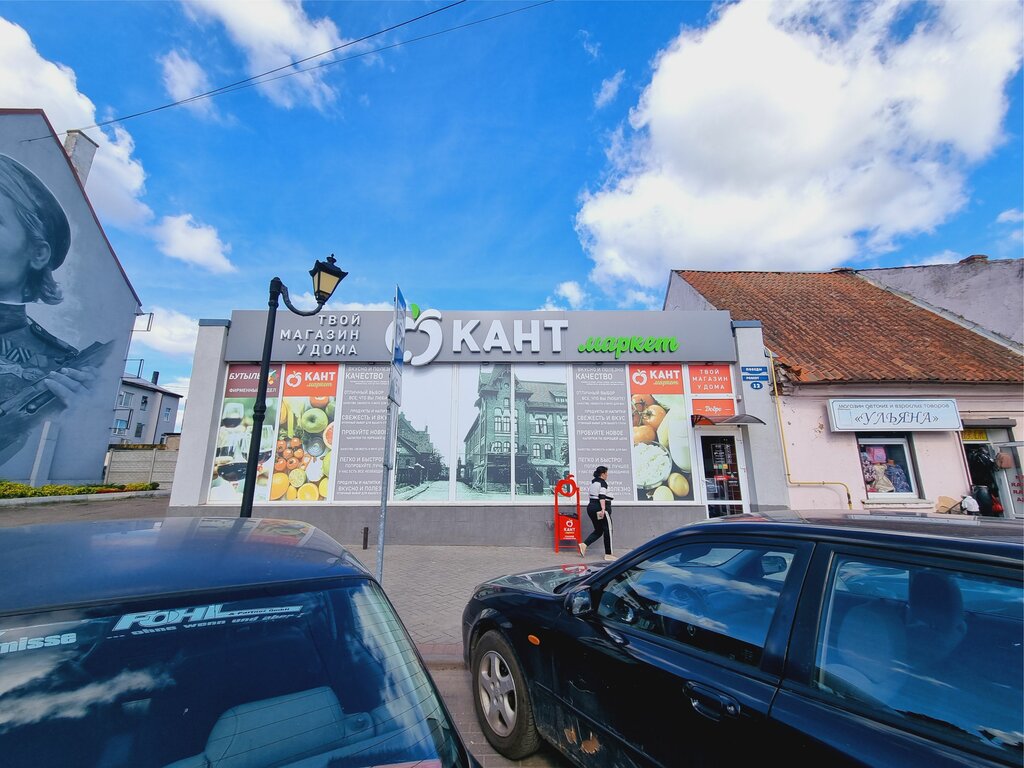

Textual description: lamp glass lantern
[310,254,348,306]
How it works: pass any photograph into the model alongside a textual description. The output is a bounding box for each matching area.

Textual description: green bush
[0,480,159,499]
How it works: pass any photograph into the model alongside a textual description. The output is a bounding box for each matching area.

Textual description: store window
[857,434,918,497]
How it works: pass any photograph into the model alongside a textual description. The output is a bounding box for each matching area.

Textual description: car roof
[682,510,1024,557]
[0,517,369,616]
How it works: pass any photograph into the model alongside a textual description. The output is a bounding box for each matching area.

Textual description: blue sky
[0,0,1021,408]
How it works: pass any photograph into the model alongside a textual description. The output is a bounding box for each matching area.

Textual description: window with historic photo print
[457,363,511,500]
[514,364,569,499]
[393,365,453,501]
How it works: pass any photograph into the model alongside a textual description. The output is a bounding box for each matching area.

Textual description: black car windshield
[0,581,462,768]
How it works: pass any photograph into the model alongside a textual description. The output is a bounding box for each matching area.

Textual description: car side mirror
[762,555,786,576]
[567,588,592,616]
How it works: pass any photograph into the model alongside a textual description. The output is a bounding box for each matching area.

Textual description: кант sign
[827,399,962,432]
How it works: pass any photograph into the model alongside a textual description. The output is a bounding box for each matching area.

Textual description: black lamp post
[239,255,347,518]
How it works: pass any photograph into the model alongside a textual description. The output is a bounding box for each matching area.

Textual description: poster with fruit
[628,364,694,502]
[208,364,281,504]
[270,364,340,503]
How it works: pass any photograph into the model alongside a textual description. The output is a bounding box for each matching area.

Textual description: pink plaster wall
[778,387,1022,510]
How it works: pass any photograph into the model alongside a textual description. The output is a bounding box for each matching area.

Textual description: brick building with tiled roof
[666,267,1024,516]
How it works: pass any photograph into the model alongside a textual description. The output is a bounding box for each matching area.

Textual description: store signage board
[828,399,962,432]
[223,310,737,364]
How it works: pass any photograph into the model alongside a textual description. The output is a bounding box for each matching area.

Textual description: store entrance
[962,428,1021,518]
[697,431,749,517]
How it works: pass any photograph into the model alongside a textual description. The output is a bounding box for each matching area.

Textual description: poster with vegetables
[270,364,339,502]
[208,364,281,504]
[629,364,694,502]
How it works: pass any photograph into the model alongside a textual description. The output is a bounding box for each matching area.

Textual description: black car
[462,511,1024,767]
[0,517,478,768]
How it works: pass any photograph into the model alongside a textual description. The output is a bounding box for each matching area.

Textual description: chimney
[959,254,988,264]
[151,371,160,385]
[63,130,99,184]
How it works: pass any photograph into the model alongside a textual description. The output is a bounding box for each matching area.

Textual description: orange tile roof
[677,270,1023,384]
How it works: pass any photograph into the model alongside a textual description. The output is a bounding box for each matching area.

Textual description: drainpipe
[768,351,853,510]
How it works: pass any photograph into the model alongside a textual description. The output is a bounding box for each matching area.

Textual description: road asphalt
[0,495,587,766]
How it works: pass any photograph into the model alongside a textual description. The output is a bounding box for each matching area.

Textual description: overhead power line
[32,0,552,141]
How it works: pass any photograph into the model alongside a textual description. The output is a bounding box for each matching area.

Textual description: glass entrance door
[698,432,748,517]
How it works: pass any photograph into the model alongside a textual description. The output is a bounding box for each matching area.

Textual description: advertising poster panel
[393,365,453,501]
[571,365,633,501]
[270,363,339,502]
[333,365,389,501]
[208,364,281,504]
[629,364,694,502]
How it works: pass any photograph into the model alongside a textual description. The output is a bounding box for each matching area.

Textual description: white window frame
[117,391,134,408]
[857,434,920,499]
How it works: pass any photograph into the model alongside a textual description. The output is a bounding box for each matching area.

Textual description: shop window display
[857,435,918,497]
[393,365,453,502]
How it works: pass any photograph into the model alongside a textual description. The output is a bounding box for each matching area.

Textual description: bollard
[362,526,369,550]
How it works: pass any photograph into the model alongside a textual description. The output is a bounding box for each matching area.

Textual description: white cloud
[595,70,625,109]
[132,306,200,356]
[576,0,1024,290]
[290,292,393,312]
[579,30,600,60]
[555,281,587,309]
[153,214,235,273]
[0,18,153,229]
[159,49,220,119]
[183,0,347,110]
[911,249,962,266]
[996,208,1024,224]
[619,289,659,308]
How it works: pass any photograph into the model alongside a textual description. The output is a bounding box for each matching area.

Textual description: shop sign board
[689,365,733,394]
[828,399,962,432]
[224,310,736,365]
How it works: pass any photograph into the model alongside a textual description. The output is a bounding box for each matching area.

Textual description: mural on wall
[0,131,136,483]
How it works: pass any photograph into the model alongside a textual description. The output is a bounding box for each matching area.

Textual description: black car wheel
[471,630,540,759]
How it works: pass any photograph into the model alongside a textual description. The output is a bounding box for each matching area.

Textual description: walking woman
[580,465,615,560]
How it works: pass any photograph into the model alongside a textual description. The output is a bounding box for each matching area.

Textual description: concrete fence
[105,448,178,488]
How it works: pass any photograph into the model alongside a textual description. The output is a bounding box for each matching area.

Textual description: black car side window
[814,557,1024,761]
[596,543,796,667]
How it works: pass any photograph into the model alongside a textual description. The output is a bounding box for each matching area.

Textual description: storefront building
[666,269,1024,517]
[170,309,789,546]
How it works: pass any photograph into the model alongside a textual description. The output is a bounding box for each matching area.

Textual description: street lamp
[240,255,348,518]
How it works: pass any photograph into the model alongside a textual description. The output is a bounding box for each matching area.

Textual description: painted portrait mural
[0,111,139,484]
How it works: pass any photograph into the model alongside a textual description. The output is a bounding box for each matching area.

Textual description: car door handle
[685,681,740,721]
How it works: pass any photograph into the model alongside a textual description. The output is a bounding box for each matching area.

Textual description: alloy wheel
[477,649,517,737]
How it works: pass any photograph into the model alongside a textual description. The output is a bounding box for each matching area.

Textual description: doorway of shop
[962,428,1021,518]
[696,430,750,517]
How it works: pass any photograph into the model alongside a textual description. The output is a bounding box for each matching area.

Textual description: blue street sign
[741,366,768,374]
[750,381,765,390]
[742,374,770,382]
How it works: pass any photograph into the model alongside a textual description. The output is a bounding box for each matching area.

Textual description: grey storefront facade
[171,309,789,547]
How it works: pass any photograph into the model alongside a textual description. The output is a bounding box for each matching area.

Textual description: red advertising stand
[554,474,582,553]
